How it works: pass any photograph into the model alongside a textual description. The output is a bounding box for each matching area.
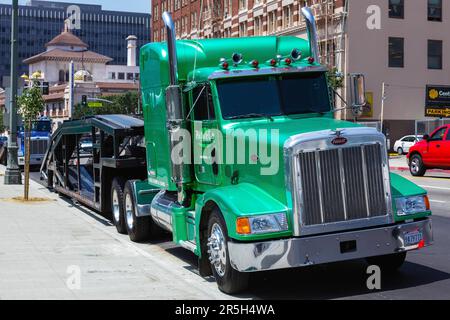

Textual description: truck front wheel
[366,252,407,273]
[207,209,249,294]
[123,181,151,243]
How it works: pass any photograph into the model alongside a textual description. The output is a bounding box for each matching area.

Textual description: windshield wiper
[227,113,275,121]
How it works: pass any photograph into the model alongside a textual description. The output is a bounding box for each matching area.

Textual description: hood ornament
[331,129,348,145]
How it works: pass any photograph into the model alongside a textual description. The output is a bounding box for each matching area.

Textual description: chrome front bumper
[228,219,433,273]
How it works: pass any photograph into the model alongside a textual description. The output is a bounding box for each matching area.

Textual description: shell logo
[429,89,439,100]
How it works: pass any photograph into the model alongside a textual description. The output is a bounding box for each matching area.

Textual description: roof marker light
[308,56,315,64]
[270,59,277,67]
[219,58,229,70]
[285,58,292,66]
[250,60,259,68]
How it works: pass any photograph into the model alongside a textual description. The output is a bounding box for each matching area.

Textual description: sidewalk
[0,165,230,300]
[389,155,450,174]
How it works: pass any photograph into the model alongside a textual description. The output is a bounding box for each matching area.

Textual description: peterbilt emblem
[331,130,348,145]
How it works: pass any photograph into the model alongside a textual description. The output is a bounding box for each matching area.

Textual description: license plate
[404,231,423,246]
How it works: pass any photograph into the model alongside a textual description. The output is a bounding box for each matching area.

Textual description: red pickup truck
[408,124,450,176]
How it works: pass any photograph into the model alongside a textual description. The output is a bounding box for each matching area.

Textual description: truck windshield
[217,73,331,120]
[18,121,51,133]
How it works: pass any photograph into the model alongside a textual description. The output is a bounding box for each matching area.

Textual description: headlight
[396,196,430,216]
[237,213,289,235]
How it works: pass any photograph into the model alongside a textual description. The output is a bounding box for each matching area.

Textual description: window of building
[389,0,404,19]
[268,11,277,34]
[109,72,116,80]
[283,5,293,29]
[224,0,232,17]
[428,0,442,22]
[118,72,125,80]
[134,73,140,80]
[388,37,404,68]
[428,40,443,69]
[127,73,134,80]
[254,16,262,36]
[239,22,247,37]
[239,0,247,11]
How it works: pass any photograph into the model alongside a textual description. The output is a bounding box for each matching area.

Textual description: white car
[393,135,423,155]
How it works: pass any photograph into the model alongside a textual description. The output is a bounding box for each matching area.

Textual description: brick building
[151,0,346,69]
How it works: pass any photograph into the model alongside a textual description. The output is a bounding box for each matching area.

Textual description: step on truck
[41,8,433,294]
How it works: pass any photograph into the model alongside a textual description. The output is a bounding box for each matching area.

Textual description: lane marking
[430,200,447,204]
[419,185,450,191]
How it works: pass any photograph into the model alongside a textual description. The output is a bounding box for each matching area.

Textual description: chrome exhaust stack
[162,11,191,204]
[301,7,320,63]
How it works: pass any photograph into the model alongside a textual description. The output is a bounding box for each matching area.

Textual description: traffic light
[42,82,49,95]
[82,95,88,108]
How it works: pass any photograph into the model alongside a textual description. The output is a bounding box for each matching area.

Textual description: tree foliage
[73,91,140,120]
[327,67,344,92]
[17,86,45,129]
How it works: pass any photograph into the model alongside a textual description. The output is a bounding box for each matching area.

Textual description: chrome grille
[298,143,387,227]
[30,139,48,155]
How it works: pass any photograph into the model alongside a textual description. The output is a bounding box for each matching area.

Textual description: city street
[0,164,447,300]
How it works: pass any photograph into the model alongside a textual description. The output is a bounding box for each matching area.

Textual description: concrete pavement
[1,164,450,300]
[0,165,231,300]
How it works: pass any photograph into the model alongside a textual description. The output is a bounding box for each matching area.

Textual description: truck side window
[193,85,215,121]
[430,127,446,142]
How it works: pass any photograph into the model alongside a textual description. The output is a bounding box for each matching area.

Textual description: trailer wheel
[124,181,151,242]
[366,252,407,273]
[207,209,249,294]
[111,178,127,235]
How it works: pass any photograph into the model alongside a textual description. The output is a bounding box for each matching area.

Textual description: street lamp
[4,0,22,185]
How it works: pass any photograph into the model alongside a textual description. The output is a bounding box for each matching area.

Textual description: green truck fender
[390,173,432,221]
[194,183,291,246]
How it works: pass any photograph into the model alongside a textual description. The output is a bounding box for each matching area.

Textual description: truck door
[426,126,447,166]
[191,84,221,185]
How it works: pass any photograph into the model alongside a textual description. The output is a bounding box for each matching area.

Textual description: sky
[0,0,151,14]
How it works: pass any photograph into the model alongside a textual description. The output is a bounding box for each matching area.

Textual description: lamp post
[4,0,22,185]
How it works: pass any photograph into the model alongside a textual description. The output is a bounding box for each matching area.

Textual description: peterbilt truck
[41,8,433,294]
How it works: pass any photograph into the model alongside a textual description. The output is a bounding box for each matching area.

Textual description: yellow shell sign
[429,89,439,100]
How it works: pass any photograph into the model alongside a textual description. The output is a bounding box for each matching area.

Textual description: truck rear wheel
[207,209,249,294]
[123,181,151,242]
[366,252,407,273]
[410,155,426,177]
[111,178,127,235]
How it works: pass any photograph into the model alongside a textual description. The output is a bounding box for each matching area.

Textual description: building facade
[0,0,150,89]
[151,0,450,145]
[345,0,449,144]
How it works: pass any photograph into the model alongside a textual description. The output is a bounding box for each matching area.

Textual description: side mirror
[350,73,366,118]
[423,134,430,142]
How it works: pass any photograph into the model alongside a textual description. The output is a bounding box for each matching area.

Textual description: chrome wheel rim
[207,223,227,277]
[125,193,134,230]
[411,158,420,174]
[112,190,120,223]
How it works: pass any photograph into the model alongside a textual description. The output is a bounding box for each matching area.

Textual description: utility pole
[4,0,22,185]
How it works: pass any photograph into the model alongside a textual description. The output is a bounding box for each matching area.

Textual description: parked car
[408,125,450,176]
[394,135,423,155]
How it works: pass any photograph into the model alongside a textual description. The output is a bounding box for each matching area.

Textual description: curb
[390,166,450,174]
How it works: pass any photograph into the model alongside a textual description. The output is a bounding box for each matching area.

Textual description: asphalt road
[29,170,450,300]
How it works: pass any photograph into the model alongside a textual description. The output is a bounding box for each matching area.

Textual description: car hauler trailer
[42,8,433,294]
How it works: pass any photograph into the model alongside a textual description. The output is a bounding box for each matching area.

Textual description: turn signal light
[425,195,431,211]
[236,218,251,235]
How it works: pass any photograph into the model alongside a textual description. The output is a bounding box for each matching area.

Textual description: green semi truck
[42,8,433,294]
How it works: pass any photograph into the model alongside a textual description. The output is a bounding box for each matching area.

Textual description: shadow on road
[164,247,450,299]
